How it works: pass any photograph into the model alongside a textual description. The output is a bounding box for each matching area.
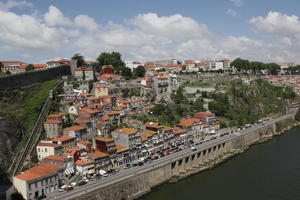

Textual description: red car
[66,186,74,191]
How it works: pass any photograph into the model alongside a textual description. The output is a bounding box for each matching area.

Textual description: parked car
[70,182,77,187]
[77,181,87,186]
[58,188,64,192]
[124,163,132,169]
[99,170,108,177]
[66,186,74,191]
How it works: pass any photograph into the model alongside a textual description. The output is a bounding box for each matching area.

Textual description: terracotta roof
[76,119,91,123]
[95,137,113,142]
[177,118,201,127]
[64,126,86,132]
[52,135,75,142]
[106,111,119,116]
[114,128,138,135]
[14,163,63,181]
[0,60,22,63]
[145,122,160,128]
[88,151,108,159]
[63,146,82,155]
[82,108,101,114]
[75,159,92,166]
[141,130,157,138]
[44,120,61,124]
[163,126,173,131]
[194,112,215,117]
[47,113,65,118]
[101,95,115,98]
[37,142,57,147]
[45,155,67,161]
[116,144,128,153]
[78,140,89,145]
[100,117,110,121]
[112,106,124,111]
[172,127,187,135]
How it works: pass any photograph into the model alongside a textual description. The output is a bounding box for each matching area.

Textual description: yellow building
[94,84,109,98]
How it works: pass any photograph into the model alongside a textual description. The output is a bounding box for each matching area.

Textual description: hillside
[0,79,60,180]
[208,79,296,127]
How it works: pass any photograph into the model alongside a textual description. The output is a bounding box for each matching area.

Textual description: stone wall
[0,65,71,89]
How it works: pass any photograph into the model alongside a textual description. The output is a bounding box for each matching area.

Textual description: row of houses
[0,59,70,74]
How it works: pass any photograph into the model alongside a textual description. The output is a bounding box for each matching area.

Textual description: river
[139,126,300,200]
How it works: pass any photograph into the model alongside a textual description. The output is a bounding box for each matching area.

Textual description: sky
[1,0,300,63]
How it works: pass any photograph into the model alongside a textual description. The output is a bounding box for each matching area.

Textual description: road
[48,109,297,200]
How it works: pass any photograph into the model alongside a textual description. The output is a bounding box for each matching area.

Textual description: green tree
[5,71,11,74]
[11,192,25,200]
[231,58,250,72]
[96,52,125,73]
[0,62,3,71]
[120,67,132,80]
[134,65,146,77]
[152,104,166,115]
[72,53,85,67]
[25,64,35,71]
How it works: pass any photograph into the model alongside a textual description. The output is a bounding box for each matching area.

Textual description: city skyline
[1,0,300,63]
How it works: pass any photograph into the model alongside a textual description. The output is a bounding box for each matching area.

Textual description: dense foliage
[231,58,280,75]
[208,79,296,126]
[72,53,85,67]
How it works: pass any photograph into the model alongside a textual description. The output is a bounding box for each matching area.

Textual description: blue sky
[1,0,300,63]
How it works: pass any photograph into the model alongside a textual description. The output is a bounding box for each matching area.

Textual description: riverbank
[168,118,300,184]
[139,124,300,200]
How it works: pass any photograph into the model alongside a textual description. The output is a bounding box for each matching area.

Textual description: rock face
[0,116,23,171]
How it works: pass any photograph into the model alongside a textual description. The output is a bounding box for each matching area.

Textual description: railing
[8,81,63,177]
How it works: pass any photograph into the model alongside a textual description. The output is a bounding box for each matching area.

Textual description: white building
[13,163,65,200]
[36,142,63,161]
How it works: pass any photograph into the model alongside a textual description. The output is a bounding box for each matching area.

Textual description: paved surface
[48,109,297,200]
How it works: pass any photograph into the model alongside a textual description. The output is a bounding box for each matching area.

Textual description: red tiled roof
[145,122,160,128]
[45,155,67,161]
[75,159,92,166]
[14,163,63,181]
[116,144,128,153]
[88,151,108,159]
[52,135,75,142]
[37,142,57,147]
[114,128,138,135]
[44,120,61,124]
[96,136,113,142]
[64,126,86,131]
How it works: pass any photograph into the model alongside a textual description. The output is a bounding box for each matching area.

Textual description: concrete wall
[68,115,295,200]
[0,65,71,89]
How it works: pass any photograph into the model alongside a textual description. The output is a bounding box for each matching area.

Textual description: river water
[139,127,300,200]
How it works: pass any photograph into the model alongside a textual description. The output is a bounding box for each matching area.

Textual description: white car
[70,182,77,187]
[58,188,65,192]
[60,185,67,189]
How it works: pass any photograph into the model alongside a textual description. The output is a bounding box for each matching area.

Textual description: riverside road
[48,109,297,200]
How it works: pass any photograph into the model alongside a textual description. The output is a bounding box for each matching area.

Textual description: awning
[65,169,75,175]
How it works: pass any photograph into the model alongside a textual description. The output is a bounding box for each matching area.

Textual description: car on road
[191,147,197,151]
[66,186,74,191]
[58,188,65,192]
[100,170,108,177]
[70,182,77,187]
[124,163,132,169]
[77,180,87,186]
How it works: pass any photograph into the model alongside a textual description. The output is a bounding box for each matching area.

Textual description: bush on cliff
[295,109,300,121]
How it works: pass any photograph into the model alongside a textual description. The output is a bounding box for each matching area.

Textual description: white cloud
[226,9,238,17]
[0,9,68,51]
[128,13,212,40]
[0,0,33,10]
[249,11,300,39]
[2,4,300,64]
[44,5,72,26]
[229,0,243,7]
[74,15,99,31]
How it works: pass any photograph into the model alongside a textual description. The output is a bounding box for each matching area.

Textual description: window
[38,148,40,152]
[45,148,47,152]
